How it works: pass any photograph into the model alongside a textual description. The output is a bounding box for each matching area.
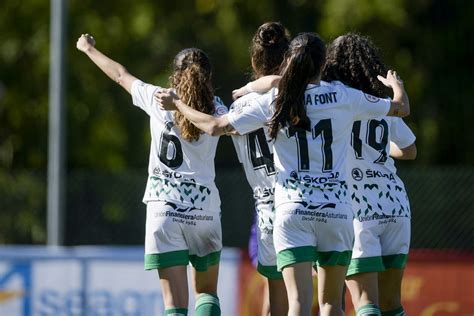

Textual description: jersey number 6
[158,122,184,169]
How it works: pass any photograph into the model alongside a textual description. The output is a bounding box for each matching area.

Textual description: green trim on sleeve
[144,250,189,270]
[382,254,408,269]
[347,256,385,276]
[257,263,283,280]
[277,246,317,271]
[189,250,221,272]
[316,250,352,267]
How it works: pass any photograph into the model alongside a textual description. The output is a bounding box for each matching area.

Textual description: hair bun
[257,23,284,47]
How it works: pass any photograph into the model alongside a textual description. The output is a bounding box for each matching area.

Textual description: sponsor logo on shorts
[352,168,363,181]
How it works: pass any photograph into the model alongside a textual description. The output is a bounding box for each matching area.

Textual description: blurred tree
[0,0,472,244]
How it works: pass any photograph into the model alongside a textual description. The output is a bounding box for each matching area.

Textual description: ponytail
[171,48,214,142]
[269,33,325,139]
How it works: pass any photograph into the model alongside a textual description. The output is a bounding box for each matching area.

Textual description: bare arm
[232,75,281,100]
[154,90,234,136]
[390,142,417,160]
[378,70,410,117]
[76,34,137,94]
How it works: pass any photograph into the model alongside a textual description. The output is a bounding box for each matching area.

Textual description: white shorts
[144,201,222,271]
[347,216,410,276]
[273,201,354,270]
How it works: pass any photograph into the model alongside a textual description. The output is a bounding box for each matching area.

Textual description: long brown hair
[269,33,326,139]
[250,22,290,78]
[322,33,389,98]
[170,48,215,142]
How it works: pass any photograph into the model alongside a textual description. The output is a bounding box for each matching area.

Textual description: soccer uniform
[130,80,227,271]
[227,81,391,270]
[347,116,415,275]
[229,92,280,279]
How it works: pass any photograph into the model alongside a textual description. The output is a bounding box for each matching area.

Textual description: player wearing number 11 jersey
[77,34,225,316]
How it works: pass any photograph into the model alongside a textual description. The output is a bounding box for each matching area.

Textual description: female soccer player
[76,34,226,316]
[155,32,410,316]
[230,22,290,316]
[323,33,416,316]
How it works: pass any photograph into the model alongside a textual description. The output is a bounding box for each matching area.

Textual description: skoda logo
[352,168,363,181]
[290,171,298,179]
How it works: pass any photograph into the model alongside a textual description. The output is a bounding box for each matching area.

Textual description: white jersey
[131,80,227,209]
[227,81,390,208]
[349,116,415,218]
[229,92,276,231]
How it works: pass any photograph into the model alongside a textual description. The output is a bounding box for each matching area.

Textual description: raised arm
[390,142,417,160]
[232,75,281,100]
[377,70,410,117]
[154,90,234,136]
[76,34,137,94]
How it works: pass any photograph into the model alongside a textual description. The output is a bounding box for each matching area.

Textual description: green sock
[357,303,381,316]
[164,307,188,315]
[381,306,405,316]
[195,293,220,316]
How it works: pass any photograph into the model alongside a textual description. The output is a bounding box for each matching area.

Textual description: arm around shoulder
[154,90,235,136]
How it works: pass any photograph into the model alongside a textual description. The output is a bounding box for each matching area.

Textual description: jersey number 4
[158,122,183,169]
[248,128,276,176]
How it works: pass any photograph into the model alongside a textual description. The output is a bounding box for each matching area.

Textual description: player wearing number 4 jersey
[323,33,416,316]
[230,22,290,316]
[156,33,410,316]
[77,34,225,316]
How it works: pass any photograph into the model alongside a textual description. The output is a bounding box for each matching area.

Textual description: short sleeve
[131,80,163,117]
[350,88,391,121]
[227,90,275,135]
[390,117,416,149]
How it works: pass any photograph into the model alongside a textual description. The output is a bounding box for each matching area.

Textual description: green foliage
[0,0,473,244]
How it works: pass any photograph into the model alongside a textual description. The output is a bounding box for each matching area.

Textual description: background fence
[1,163,473,250]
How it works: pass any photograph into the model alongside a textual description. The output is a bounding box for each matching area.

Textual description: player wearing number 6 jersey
[323,33,416,316]
[77,34,225,316]
[156,33,410,316]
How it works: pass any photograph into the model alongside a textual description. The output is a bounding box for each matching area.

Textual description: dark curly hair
[250,22,291,79]
[170,48,215,142]
[322,33,389,98]
[268,33,326,139]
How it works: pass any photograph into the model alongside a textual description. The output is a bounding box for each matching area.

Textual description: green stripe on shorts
[144,250,189,270]
[347,256,385,276]
[257,263,283,280]
[189,250,221,272]
[316,250,352,267]
[277,246,317,271]
[382,254,408,269]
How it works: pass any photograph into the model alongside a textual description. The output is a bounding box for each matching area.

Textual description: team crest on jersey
[363,93,380,103]
[216,106,227,116]
[352,168,364,181]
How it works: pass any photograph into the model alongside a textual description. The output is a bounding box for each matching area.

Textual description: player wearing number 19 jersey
[323,33,416,316]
